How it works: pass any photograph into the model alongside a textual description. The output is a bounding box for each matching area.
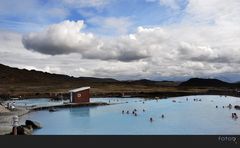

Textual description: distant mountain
[125,79,156,84]
[0,63,118,86]
[2,63,240,96]
[179,78,232,87]
[78,77,119,83]
[1,63,240,98]
[123,79,179,86]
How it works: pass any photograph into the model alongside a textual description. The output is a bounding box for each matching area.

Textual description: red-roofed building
[69,87,90,103]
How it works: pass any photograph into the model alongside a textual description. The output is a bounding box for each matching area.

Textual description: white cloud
[56,0,112,10]
[22,20,97,55]
[0,0,112,33]
[159,0,180,9]
[2,0,240,81]
[61,0,111,8]
[87,16,133,35]
[146,0,181,9]
[22,20,150,61]
[185,0,240,25]
[21,3,240,79]
[0,0,69,22]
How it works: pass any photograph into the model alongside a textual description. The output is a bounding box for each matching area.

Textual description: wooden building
[69,87,90,103]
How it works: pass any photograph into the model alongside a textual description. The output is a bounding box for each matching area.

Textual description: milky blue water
[6,98,66,107]
[20,95,240,135]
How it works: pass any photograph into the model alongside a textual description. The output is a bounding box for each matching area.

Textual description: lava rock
[25,120,42,129]
[11,125,33,135]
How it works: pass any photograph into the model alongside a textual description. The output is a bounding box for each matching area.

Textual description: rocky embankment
[0,105,29,135]
[8,120,42,135]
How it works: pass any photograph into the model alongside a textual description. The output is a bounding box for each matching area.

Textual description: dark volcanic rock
[25,120,42,129]
[12,125,33,135]
[9,120,42,135]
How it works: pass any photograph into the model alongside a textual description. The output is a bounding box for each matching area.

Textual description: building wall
[72,89,90,103]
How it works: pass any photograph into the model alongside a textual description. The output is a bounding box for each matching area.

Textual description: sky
[1,0,240,82]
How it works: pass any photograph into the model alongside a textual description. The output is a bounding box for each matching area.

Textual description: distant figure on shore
[161,114,164,118]
[150,117,153,122]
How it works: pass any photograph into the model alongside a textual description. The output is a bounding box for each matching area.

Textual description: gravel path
[0,105,10,113]
[0,105,29,135]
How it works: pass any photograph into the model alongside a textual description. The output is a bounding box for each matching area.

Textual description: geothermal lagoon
[17,95,240,135]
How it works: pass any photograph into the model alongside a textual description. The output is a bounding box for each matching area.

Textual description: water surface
[7,98,67,107]
[20,95,240,135]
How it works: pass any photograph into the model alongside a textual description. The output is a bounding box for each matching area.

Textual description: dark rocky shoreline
[1,88,240,101]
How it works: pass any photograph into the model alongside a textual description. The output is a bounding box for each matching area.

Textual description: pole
[12,115,19,135]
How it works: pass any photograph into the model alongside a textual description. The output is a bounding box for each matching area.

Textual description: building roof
[69,87,90,93]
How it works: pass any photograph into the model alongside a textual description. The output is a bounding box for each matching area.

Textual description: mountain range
[1,63,240,98]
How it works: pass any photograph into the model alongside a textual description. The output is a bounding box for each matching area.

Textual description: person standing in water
[228,104,232,109]
[150,117,153,122]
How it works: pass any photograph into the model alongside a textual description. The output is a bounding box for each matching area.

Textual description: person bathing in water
[232,113,238,119]
[150,117,153,122]
[228,104,232,109]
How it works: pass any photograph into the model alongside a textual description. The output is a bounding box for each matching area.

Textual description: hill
[0,63,122,98]
[0,64,119,86]
[179,78,232,87]
[1,63,240,99]
[123,79,178,86]
[0,63,180,98]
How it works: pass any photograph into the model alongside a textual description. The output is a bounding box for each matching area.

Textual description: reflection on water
[20,95,240,135]
[69,107,90,117]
